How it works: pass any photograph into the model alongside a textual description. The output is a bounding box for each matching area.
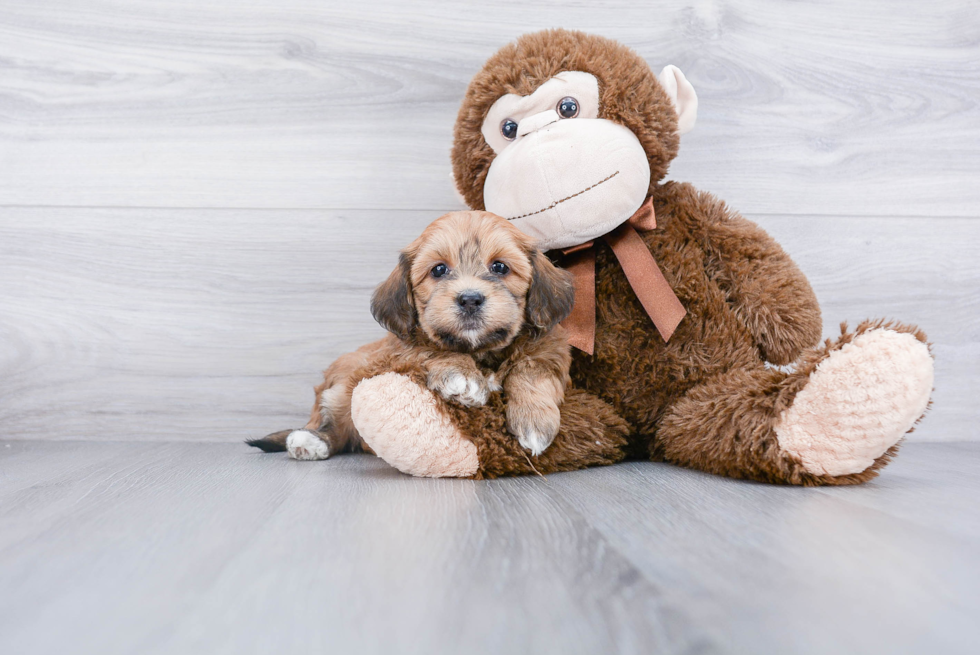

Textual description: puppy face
[372,211,575,352]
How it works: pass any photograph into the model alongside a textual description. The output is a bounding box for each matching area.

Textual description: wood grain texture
[1,208,976,442]
[0,441,711,655]
[1,440,977,655]
[1,0,978,216]
[546,443,980,654]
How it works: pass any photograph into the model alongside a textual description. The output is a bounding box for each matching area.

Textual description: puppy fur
[247,210,578,459]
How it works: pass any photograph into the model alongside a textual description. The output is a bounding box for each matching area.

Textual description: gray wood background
[1,0,978,443]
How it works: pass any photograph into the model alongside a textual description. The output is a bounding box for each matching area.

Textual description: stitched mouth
[506,171,620,221]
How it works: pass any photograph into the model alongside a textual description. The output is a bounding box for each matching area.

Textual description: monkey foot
[776,328,934,477]
[350,372,479,478]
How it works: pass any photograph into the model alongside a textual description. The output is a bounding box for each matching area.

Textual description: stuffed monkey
[350,29,934,484]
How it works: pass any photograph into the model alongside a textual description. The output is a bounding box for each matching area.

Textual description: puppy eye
[557,96,579,119]
[431,263,449,278]
[489,261,509,275]
[500,119,518,141]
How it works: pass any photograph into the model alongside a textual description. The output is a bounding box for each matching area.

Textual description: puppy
[247,210,576,462]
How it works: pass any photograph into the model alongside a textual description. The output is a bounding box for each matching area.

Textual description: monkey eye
[557,96,579,119]
[431,263,449,278]
[500,119,518,141]
[489,261,509,275]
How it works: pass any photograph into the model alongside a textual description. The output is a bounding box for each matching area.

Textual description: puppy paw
[486,372,503,393]
[428,368,490,407]
[507,402,560,456]
[286,430,330,461]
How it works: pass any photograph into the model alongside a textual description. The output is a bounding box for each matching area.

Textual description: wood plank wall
[1,1,977,442]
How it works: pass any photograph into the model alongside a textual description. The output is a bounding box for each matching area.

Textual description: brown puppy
[247,210,576,461]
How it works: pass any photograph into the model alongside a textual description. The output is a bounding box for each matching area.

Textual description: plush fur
[350,370,629,479]
[345,29,934,484]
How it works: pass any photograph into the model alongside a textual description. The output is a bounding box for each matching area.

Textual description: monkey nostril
[517,109,560,138]
[456,291,485,313]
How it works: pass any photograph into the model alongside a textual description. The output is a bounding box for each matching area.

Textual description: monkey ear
[658,65,698,135]
[526,251,576,330]
[371,253,417,339]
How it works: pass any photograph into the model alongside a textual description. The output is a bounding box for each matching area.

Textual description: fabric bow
[555,197,687,355]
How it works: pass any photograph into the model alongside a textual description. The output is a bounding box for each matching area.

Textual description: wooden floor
[1,440,977,654]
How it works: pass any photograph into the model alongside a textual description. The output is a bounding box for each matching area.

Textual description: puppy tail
[245,429,293,453]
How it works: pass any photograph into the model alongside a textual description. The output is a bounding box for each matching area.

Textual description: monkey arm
[686,187,823,365]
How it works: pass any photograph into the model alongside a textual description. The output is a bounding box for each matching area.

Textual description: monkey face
[452,30,698,252]
[480,72,651,251]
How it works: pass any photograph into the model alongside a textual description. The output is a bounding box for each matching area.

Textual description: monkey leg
[654,320,934,485]
[350,372,629,479]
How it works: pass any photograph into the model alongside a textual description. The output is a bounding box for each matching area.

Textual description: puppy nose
[456,291,485,313]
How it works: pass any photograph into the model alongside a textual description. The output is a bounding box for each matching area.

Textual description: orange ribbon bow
[556,197,687,355]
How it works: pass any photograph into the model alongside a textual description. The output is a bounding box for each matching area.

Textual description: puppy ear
[371,253,417,339]
[526,250,576,329]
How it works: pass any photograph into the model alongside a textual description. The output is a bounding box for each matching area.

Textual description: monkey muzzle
[483,117,651,251]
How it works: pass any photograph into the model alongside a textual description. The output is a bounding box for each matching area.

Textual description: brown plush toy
[343,29,935,484]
